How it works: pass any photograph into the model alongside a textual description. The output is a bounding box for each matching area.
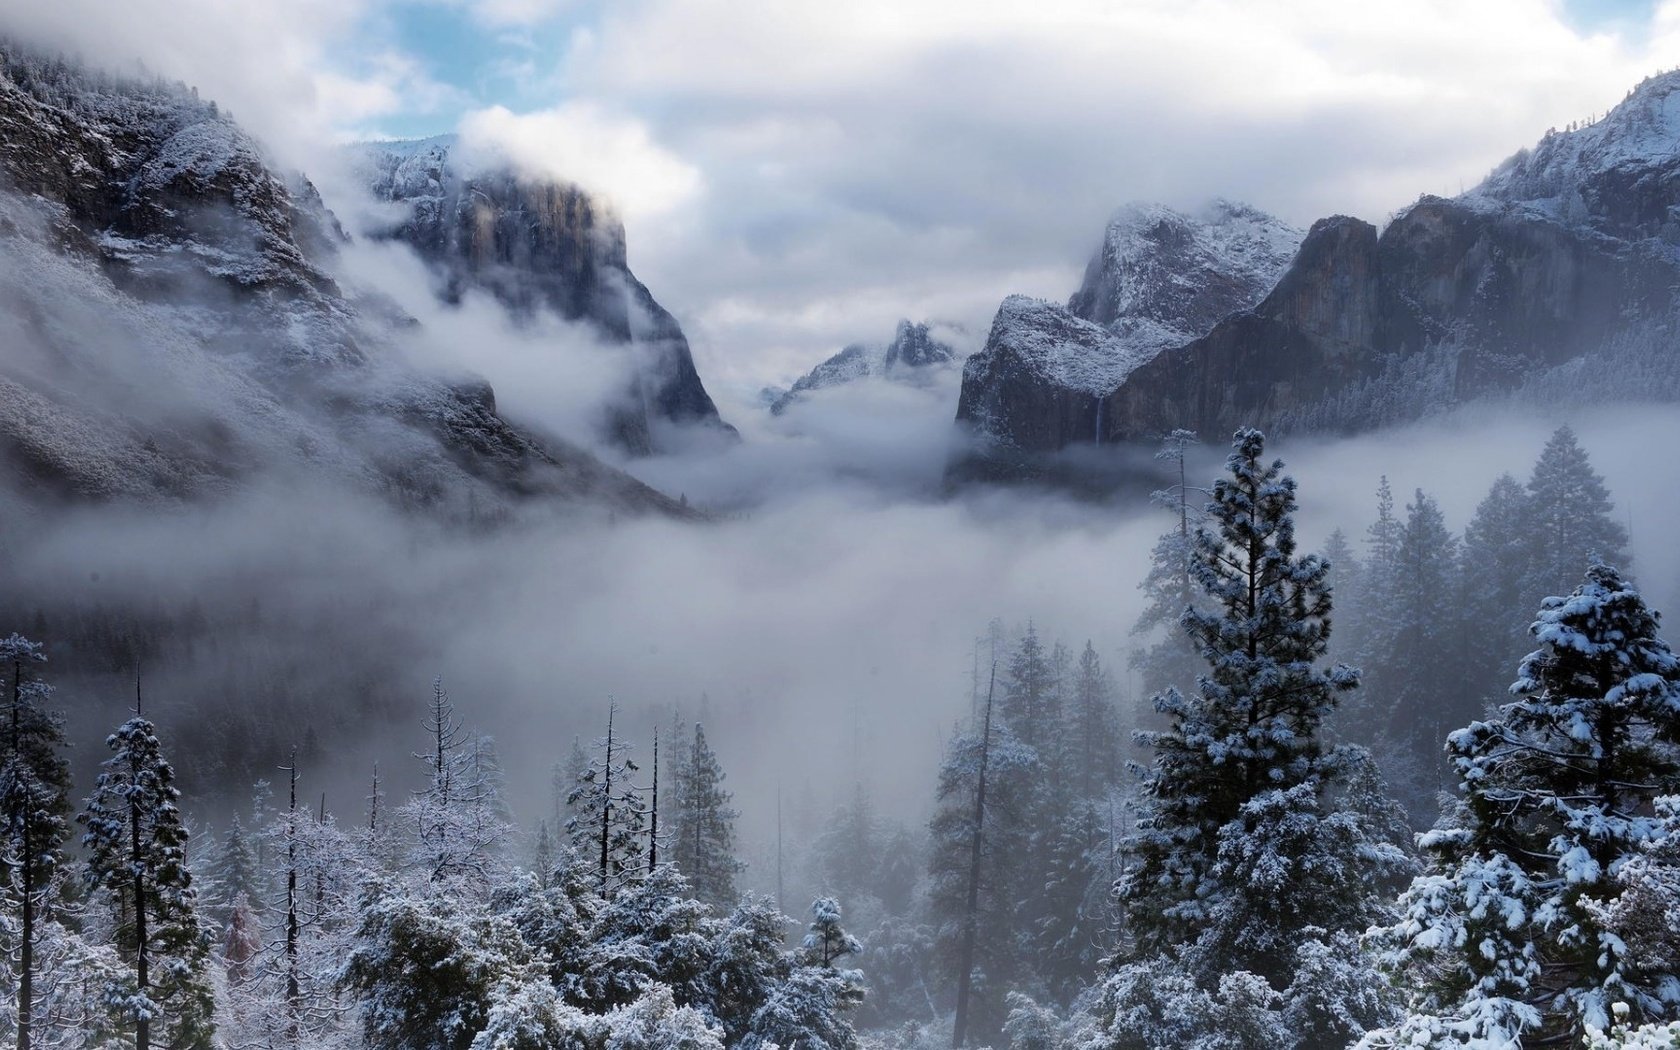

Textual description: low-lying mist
[5,340,1679,901]
[9,164,1680,902]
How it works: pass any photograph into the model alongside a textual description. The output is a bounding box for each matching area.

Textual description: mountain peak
[1471,68,1680,236]
[354,133,733,452]
[769,319,959,415]
[1067,199,1302,351]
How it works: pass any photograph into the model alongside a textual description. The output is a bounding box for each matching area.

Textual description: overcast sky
[9,0,1680,406]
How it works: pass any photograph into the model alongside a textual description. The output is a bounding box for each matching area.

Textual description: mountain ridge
[768,319,959,416]
[952,69,1680,481]
[355,135,735,455]
[0,41,693,520]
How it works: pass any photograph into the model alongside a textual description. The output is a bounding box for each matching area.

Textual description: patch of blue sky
[336,1,583,139]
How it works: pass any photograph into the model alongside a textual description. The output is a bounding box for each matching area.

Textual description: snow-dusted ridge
[1472,70,1680,216]
[955,199,1302,458]
[769,319,960,415]
[1070,199,1303,348]
[0,40,689,517]
[985,296,1159,397]
[350,132,735,453]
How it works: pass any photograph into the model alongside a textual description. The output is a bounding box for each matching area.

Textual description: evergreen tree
[929,666,1041,1046]
[567,700,646,894]
[551,737,588,832]
[200,814,258,928]
[408,683,509,886]
[1523,425,1629,613]
[80,711,215,1050]
[1031,798,1112,998]
[669,722,743,908]
[811,784,879,910]
[1002,625,1058,755]
[1381,489,1462,801]
[533,821,556,890]
[1458,473,1533,703]
[1131,430,1206,699]
[802,897,862,968]
[420,675,465,807]
[1118,429,1369,978]
[1318,528,1362,670]
[1319,529,1360,612]
[0,633,70,1050]
[1368,564,1680,1046]
[1068,640,1122,798]
[1351,476,1403,675]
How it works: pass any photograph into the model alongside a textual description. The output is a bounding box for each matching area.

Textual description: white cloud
[0,0,462,171]
[468,0,576,29]
[542,0,1680,386]
[10,0,1680,390]
[457,100,704,220]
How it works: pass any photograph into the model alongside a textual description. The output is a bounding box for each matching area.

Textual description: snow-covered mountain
[955,70,1680,480]
[355,136,734,455]
[1471,71,1680,236]
[769,320,958,415]
[954,201,1301,466]
[1067,200,1303,351]
[0,42,688,517]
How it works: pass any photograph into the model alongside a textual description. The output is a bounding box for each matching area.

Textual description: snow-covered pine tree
[200,813,258,928]
[1131,430,1206,700]
[551,736,588,832]
[567,699,646,895]
[1367,563,1680,1046]
[533,821,556,890]
[740,898,864,1050]
[0,634,68,815]
[420,675,464,806]
[803,897,862,968]
[1119,428,1364,973]
[929,664,1042,1046]
[1319,528,1362,667]
[406,680,510,886]
[1031,797,1112,998]
[0,633,70,1050]
[227,789,367,1050]
[79,709,215,1050]
[1596,796,1680,1011]
[669,722,742,909]
[1523,425,1629,615]
[811,784,880,911]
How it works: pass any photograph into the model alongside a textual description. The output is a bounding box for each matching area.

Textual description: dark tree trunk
[952,663,996,1049]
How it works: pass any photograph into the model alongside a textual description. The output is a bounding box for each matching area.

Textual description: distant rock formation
[358,137,734,454]
[769,320,958,415]
[955,72,1680,481]
[0,42,689,518]
[955,201,1300,468]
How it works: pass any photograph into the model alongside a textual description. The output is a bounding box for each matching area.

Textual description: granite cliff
[358,137,734,455]
[769,319,958,416]
[0,43,689,518]
[955,73,1680,480]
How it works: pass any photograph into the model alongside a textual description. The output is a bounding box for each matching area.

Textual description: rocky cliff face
[0,43,689,518]
[954,201,1300,464]
[955,71,1680,478]
[769,319,958,415]
[1067,200,1303,348]
[359,137,733,454]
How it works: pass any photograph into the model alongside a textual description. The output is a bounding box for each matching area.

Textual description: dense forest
[5,425,1680,1049]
